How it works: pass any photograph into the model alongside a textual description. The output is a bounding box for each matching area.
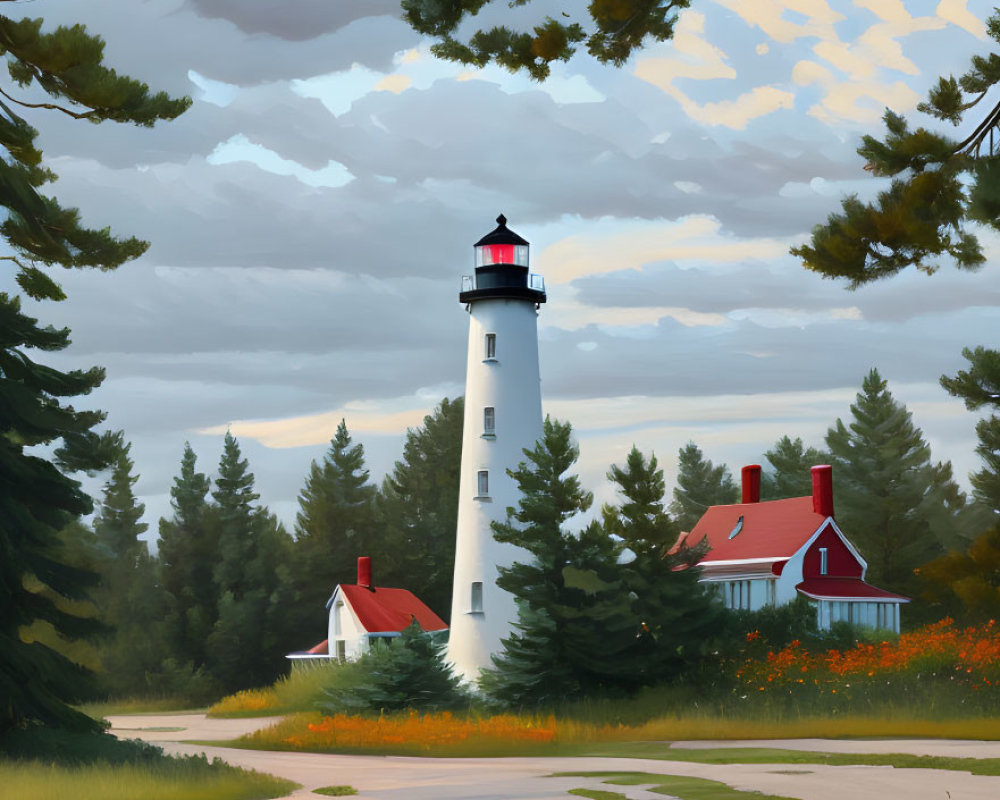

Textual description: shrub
[319,623,467,714]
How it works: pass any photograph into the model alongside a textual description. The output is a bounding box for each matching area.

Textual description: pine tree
[321,623,463,713]
[826,369,966,592]
[91,438,164,697]
[761,436,828,500]
[941,346,1000,515]
[205,432,292,691]
[291,419,376,644]
[481,418,641,705]
[0,15,188,734]
[402,0,691,80]
[603,447,726,684]
[376,397,463,619]
[158,443,216,676]
[669,442,738,532]
[791,13,1000,286]
[602,446,677,551]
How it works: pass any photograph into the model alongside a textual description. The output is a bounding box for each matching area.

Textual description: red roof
[685,496,826,563]
[305,639,329,655]
[796,578,909,602]
[339,584,447,633]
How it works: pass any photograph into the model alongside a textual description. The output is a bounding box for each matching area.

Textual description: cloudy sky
[8,0,999,535]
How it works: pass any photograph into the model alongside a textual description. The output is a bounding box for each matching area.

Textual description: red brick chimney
[742,464,761,504]
[811,465,834,517]
[357,556,373,589]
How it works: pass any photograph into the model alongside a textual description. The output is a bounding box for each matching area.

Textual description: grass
[208,660,366,718]
[584,744,1000,776]
[225,708,1000,759]
[312,787,358,796]
[0,758,297,800]
[79,696,206,719]
[557,772,798,800]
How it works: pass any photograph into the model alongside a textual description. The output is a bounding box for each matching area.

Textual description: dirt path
[107,713,1000,800]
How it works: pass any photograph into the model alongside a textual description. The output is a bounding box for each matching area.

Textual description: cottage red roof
[796,578,909,602]
[339,584,447,633]
[305,639,329,655]
[685,496,826,563]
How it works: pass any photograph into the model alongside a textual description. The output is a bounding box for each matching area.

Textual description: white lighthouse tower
[446,215,546,683]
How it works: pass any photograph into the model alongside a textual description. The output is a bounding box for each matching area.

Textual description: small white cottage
[287,556,447,665]
[672,464,908,633]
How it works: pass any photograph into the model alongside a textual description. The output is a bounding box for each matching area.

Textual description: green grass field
[0,759,297,800]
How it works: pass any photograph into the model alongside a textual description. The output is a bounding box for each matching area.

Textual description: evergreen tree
[158,443,216,676]
[826,369,966,592]
[761,436,828,500]
[481,418,641,705]
[602,446,677,551]
[791,13,1000,286]
[377,397,463,619]
[291,419,376,644]
[320,623,463,713]
[402,0,691,80]
[0,15,187,734]
[205,433,293,691]
[91,438,164,697]
[941,346,1000,515]
[669,442,738,531]
[603,447,726,684]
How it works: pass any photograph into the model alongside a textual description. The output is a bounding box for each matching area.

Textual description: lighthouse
[446,215,546,682]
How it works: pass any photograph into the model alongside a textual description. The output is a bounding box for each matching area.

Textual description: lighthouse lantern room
[447,215,546,682]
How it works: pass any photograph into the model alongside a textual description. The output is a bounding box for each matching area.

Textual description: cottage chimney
[357,556,373,589]
[741,464,762,504]
[811,465,834,517]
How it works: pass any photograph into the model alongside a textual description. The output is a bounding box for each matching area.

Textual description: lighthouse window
[477,470,489,497]
[485,333,496,360]
[819,547,828,576]
[471,582,483,613]
[483,407,495,434]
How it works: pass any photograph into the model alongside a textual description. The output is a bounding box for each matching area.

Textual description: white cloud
[207,134,355,187]
[710,0,844,43]
[937,0,987,37]
[792,59,920,123]
[634,10,795,129]
[536,215,794,285]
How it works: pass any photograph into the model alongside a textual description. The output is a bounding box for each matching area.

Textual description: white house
[672,464,908,633]
[287,557,447,664]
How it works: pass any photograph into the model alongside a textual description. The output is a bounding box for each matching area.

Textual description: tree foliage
[669,441,738,532]
[376,397,463,619]
[941,346,1000,515]
[826,369,965,592]
[918,525,1000,623]
[482,422,720,705]
[0,13,187,733]
[761,436,828,501]
[792,12,1000,286]
[320,623,464,714]
[401,0,691,80]
[291,419,377,643]
[602,445,677,551]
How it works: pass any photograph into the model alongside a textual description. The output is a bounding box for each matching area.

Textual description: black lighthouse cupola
[459,214,546,304]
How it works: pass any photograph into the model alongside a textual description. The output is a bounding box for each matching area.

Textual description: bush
[319,623,467,714]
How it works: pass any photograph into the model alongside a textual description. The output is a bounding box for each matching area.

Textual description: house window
[485,333,496,359]
[819,547,828,576]
[333,601,344,636]
[471,582,483,613]
[477,470,489,497]
[483,407,495,434]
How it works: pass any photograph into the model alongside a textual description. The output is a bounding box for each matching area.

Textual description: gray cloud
[186,0,401,40]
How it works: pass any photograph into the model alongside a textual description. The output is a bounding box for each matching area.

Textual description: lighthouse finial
[497,214,507,226]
